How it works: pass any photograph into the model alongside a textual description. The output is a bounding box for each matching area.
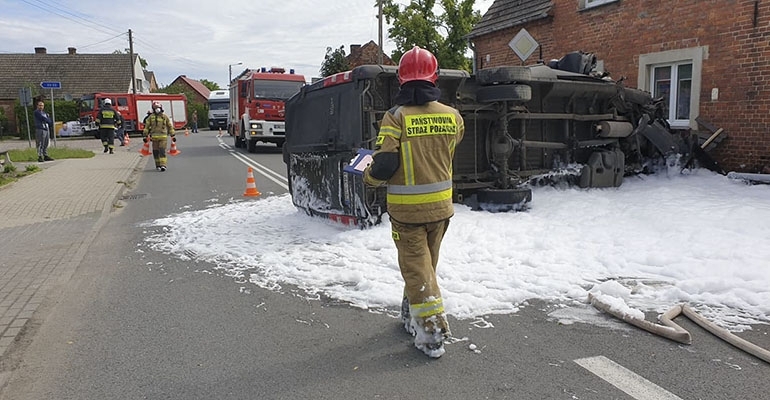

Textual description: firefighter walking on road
[363,46,464,358]
[143,101,176,171]
[96,98,119,154]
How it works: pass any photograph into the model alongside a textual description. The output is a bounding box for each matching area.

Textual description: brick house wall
[471,0,770,173]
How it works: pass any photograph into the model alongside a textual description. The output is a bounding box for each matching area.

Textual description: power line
[20,0,122,37]
[22,0,122,34]
[76,32,128,51]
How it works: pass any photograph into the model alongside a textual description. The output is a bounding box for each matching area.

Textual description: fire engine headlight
[250,123,261,129]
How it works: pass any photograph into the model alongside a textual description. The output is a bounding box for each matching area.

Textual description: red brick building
[346,41,395,68]
[467,0,770,173]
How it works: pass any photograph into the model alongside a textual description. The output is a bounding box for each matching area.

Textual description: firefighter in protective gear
[363,46,464,358]
[96,98,119,154]
[143,101,175,171]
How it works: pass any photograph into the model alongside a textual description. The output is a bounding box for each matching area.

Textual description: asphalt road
[1,130,768,399]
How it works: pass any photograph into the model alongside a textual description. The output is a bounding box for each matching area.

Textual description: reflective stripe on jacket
[96,106,118,129]
[365,101,464,224]
[143,113,175,138]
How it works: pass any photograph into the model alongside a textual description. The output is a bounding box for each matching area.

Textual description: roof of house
[0,51,137,100]
[466,0,553,39]
[170,75,210,100]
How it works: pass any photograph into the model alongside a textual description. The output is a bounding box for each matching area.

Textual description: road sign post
[18,88,33,147]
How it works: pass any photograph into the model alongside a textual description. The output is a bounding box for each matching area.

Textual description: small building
[168,75,210,105]
[0,47,148,135]
[466,0,770,173]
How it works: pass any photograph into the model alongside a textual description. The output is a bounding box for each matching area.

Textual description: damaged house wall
[467,0,770,173]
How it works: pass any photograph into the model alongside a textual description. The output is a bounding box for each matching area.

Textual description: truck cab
[230,67,305,152]
[207,90,229,130]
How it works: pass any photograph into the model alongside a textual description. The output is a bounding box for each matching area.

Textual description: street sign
[18,87,32,106]
[40,81,61,89]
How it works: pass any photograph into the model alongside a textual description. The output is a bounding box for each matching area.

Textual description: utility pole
[129,29,136,94]
[378,0,383,65]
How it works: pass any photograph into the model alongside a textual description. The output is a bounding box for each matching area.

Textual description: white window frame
[638,47,708,130]
[579,0,619,10]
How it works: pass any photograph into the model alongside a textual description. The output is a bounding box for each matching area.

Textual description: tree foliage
[320,46,351,77]
[380,0,481,72]
[198,79,220,91]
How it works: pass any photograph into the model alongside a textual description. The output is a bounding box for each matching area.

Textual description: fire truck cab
[229,67,306,152]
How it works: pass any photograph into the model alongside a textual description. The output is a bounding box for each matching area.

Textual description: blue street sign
[40,81,61,89]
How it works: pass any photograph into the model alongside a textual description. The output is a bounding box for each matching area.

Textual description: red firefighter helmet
[397,46,438,85]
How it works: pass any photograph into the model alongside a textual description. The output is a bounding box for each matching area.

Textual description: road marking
[574,356,682,400]
[217,137,289,191]
[230,152,289,191]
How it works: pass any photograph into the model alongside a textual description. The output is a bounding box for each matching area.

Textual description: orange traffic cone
[168,139,181,156]
[243,167,261,197]
[184,128,190,136]
[139,137,151,156]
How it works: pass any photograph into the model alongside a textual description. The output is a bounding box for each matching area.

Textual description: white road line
[230,152,289,191]
[216,136,289,190]
[574,356,682,400]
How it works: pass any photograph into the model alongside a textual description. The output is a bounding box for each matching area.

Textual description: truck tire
[234,134,242,148]
[476,66,531,86]
[247,139,257,153]
[476,84,532,103]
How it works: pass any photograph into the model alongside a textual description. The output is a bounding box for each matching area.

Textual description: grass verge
[0,146,94,188]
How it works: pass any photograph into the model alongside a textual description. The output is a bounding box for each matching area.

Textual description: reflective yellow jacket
[143,113,175,138]
[364,101,464,224]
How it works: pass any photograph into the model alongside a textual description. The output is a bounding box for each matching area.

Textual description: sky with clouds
[1,0,493,87]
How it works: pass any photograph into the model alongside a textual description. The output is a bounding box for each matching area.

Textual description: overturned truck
[284,52,696,227]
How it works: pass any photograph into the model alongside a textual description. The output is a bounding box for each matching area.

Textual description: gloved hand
[172,136,176,142]
[143,136,149,143]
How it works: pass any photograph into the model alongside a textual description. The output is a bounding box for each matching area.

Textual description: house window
[638,47,706,129]
[135,79,144,93]
[579,0,618,10]
[652,63,692,125]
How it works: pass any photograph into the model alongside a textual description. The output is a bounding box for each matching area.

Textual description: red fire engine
[229,67,306,152]
[78,92,188,138]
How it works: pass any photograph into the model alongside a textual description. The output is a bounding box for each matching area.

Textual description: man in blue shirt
[33,101,54,162]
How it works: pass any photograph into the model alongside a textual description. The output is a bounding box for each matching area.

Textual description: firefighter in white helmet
[143,101,175,171]
[363,46,464,358]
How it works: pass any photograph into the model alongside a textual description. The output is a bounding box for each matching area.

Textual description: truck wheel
[247,139,257,153]
[234,133,242,148]
[476,66,531,86]
[476,84,532,103]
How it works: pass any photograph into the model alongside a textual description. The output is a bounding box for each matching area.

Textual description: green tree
[198,79,220,91]
[380,0,481,72]
[113,48,148,69]
[320,45,351,77]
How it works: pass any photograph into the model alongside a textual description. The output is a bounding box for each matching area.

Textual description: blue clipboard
[343,148,374,176]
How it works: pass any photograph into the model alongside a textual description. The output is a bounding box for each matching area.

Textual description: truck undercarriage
[284,53,709,227]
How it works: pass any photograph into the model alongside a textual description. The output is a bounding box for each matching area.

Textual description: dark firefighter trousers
[99,128,115,150]
[151,136,168,168]
[391,217,451,336]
